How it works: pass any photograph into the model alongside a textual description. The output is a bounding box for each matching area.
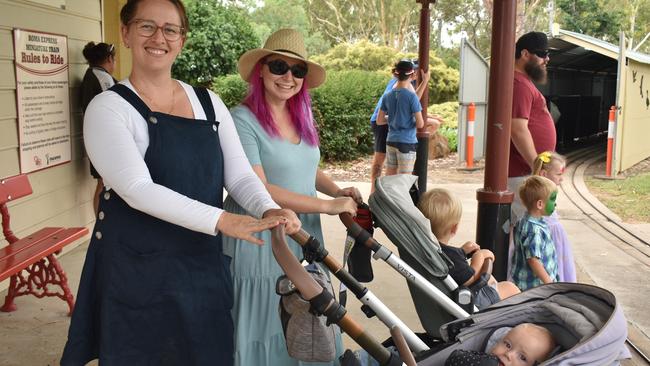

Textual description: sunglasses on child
[530,49,549,58]
[264,59,308,79]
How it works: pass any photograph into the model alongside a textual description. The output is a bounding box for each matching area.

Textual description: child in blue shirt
[511,175,559,291]
[376,60,425,175]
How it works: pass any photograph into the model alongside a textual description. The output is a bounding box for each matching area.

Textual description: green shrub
[438,125,458,153]
[311,70,390,161]
[428,101,459,128]
[429,102,459,153]
[311,40,400,72]
[313,41,459,104]
[213,70,455,161]
[212,75,248,109]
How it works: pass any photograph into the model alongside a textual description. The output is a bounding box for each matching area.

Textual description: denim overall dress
[61,84,233,365]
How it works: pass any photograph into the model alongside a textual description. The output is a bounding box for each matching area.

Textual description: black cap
[516,31,548,57]
[395,60,415,75]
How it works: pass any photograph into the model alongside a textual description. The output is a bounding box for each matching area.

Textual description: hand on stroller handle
[271,225,406,366]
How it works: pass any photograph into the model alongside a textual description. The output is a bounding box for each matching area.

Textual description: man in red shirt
[508,31,556,224]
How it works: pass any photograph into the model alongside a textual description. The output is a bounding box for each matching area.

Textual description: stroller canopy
[422,283,630,365]
[369,175,448,278]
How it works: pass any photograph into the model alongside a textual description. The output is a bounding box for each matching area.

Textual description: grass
[585,172,650,223]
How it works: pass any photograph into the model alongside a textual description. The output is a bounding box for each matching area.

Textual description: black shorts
[372,123,388,153]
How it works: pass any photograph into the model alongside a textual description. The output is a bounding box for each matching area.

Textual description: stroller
[349,175,630,365]
[419,282,631,365]
[272,175,631,365]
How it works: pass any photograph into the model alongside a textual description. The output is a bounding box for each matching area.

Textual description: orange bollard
[606,106,616,177]
[466,103,476,168]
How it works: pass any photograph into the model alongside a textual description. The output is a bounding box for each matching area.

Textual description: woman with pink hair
[223,29,362,365]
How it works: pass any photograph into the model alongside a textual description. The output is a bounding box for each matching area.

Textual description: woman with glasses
[80,41,117,214]
[223,28,362,366]
[62,1,299,365]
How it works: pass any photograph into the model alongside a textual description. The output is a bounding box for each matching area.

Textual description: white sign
[13,29,71,173]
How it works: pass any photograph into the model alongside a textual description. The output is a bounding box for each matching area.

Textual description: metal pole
[475,0,517,281]
[414,0,433,195]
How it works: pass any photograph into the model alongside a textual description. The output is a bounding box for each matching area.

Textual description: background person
[223,28,361,366]
[376,60,431,176]
[533,151,576,282]
[508,31,556,225]
[511,176,559,291]
[369,61,432,192]
[80,41,117,214]
[61,1,298,365]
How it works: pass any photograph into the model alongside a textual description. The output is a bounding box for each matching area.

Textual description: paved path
[1,179,649,365]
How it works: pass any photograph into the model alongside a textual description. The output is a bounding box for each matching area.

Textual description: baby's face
[490,326,551,366]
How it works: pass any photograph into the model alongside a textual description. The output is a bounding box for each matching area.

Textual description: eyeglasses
[129,19,185,41]
[530,49,549,59]
[108,44,115,54]
[264,59,308,79]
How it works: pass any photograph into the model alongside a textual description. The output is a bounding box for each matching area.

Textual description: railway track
[563,146,650,365]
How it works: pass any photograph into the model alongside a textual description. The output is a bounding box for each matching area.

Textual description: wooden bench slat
[0,227,88,282]
[0,227,65,257]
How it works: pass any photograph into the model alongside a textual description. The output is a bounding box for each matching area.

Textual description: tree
[304,0,420,51]
[172,1,259,86]
[621,0,650,53]
[249,0,331,56]
[555,0,625,43]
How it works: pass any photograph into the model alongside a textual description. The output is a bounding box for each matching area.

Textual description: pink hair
[242,62,319,146]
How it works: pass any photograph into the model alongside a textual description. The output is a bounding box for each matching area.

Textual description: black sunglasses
[264,59,308,79]
[530,49,549,58]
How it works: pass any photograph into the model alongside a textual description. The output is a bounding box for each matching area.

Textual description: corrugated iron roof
[555,29,650,65]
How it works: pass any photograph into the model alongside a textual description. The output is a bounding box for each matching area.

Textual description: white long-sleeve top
[84,79,279,235]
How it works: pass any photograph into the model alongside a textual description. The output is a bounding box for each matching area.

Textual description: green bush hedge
[429,101,459,152]
[428,101,459,128]
[212,71,461,160]
[311,70,390,161]
[312,41,459,104]
[212,75,247,109]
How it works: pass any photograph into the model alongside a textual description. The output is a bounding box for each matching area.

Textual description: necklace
[130,79,176,114]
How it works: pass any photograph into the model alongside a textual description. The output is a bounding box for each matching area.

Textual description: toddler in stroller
[417,188,520,309]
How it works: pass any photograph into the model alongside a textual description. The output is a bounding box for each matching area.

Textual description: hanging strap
[193,86,216,121]
[338,234,356,308]
[109,83,152,120]
[110,83,217,123]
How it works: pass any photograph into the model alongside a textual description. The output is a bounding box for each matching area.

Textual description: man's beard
[525,59,547,84]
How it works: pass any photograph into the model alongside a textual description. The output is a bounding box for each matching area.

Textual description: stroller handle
[275,226,403,366]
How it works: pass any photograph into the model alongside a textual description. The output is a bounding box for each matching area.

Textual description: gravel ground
[322,152,486,184]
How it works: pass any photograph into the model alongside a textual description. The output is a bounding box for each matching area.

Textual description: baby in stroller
[445,323,556,366]
[418,188,520,309]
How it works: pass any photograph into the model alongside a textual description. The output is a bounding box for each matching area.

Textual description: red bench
[0,174,88,315]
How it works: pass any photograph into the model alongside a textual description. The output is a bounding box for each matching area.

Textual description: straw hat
[237,28,326,89]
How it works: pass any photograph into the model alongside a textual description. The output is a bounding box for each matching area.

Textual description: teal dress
[223,105,342,366]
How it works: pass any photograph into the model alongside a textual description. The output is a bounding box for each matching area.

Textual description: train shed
[458,29,650,175]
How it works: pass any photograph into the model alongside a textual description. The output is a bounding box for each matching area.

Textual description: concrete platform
[1,179,649,365]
